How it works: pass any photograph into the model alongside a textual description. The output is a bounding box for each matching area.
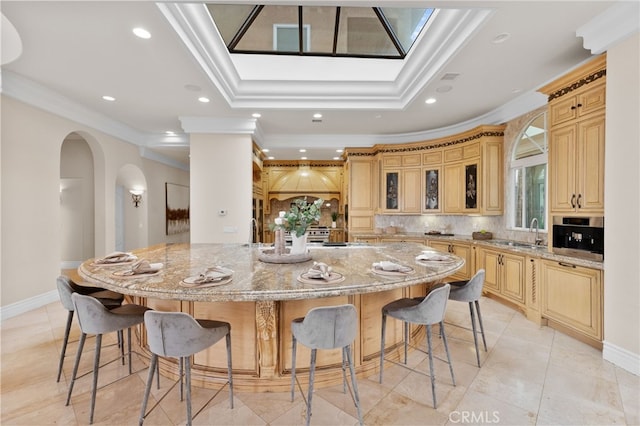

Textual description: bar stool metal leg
[475,300,488,351]
[57,310,74,382]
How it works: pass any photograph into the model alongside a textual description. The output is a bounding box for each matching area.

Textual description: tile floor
[1,296,638,425]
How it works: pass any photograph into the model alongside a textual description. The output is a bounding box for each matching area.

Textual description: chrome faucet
[249,218,260,246]
[529,218,543,245]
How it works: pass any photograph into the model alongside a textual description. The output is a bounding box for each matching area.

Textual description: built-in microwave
[552,216,604,261]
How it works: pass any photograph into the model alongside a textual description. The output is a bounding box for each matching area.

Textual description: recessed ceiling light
[301,156,308,160]
[102,95,115,102]
[268,156,274,160]
[198,96,210,103]
[132,27,151,39]
[262,148,270,153]
[252,113,261,118]
[299,149,306,153]
[436,85,453,93]
[313,113,322,119]
[165,131,176,135]
[336,149,343,153]
[425,97,437,104]
[492,33,511,44]
[333,156,340,160]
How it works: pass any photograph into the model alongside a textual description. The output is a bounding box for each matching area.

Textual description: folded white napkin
[126,259,163,275]
[372,261,412,273]
[95,251,137,264]
[415,253,450,262]
[307,262,332,279]
[193,267,233,284]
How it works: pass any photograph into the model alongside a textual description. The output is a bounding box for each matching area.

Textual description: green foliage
[331,211,339,221]
[284,198,324,237]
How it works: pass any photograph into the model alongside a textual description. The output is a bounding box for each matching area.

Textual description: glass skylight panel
[205,4,434,59]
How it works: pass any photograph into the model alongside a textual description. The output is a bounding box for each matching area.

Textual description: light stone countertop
[79,242,464,302]
[351,232,604,270]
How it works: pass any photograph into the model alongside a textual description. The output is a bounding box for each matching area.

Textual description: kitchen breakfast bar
[78,242,463,392]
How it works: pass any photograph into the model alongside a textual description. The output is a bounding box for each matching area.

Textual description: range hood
[268,167,340,201]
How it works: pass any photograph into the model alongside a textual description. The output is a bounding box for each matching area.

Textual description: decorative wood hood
[265,162,343,201]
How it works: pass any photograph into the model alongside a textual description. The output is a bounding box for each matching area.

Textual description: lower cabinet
[540,260,603,341]
[329,229,345,242]
[476,247,525,306]
[427,240,474,280]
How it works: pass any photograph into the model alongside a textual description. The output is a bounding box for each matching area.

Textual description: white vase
[331,221,337,228]
[290,232,308,255]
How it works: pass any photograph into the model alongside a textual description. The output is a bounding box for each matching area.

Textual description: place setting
[297,261,345,284]
[181,266,234,288]
[112,259,163,278]
[91,251,138,266]
[415,250,456,265]
[371,260,415,276]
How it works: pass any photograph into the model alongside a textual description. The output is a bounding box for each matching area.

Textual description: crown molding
[158,3,493,109]
[577,1,640,54]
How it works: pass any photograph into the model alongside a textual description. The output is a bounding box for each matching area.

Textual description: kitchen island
[79,242,463,391]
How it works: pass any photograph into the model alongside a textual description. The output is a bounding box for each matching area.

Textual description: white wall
[1,96,189,308]
[603,33,640,374]
[190,134,253,244]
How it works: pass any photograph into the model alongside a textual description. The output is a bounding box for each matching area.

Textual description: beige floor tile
[2,300,639,426]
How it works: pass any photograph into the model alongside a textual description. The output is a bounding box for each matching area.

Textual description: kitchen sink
[491,240,546,250]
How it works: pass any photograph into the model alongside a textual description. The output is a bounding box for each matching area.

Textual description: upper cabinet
[345,125,505,218]
[540,54,606,215]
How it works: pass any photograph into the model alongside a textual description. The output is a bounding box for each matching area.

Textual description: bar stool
[65,293,150,424]
[379,283,455,408]
[139,311,234,426]
[447,269,487,367]
[291,304,363,426]
[55,275,124,382]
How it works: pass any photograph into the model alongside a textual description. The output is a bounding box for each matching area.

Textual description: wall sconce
[129,188,144,208]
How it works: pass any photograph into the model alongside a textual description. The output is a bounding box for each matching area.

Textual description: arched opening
[59,133,95,268]
[115,164,148,251]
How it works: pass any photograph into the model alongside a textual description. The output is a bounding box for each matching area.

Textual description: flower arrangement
[274,197,324,237]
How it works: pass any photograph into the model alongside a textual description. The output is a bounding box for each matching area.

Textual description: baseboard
[0,290,58,322]
[603,340,640,376]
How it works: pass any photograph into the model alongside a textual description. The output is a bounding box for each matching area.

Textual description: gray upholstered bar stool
[55,275,124,382]
[379,283,455,408]
[139,311,234,426]
[447,269,487,367]
[65,293,150,424]
[291,304,363,426]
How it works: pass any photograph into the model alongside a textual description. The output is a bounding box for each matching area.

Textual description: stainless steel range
[284,226,330,243]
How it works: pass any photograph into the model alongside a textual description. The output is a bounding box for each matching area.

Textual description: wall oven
[552,216,604,261]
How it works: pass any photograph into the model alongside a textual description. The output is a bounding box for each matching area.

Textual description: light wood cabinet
[329,229,345,243]
[476,247,525,305]
[549,113,605,213]
[381,168,421,214]
[541,54,606,215]
[426,240,474,280]
[347,157,377,232]
[540,260,603,341]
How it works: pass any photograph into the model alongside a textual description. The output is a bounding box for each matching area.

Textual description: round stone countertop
[79,242,464,302]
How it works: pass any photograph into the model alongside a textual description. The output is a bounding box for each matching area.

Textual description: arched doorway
[59,132,95,268]
[115,164,148,251]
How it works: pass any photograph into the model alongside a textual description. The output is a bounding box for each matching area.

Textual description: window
[511,113,547,230]
[274,24,310,52]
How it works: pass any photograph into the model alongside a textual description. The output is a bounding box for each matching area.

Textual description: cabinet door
[423,167,441,213]
[443,163,464,213]
[477,248,500,294]
[549,124,577,213]
[482,140,503,214]
[451,242,474,280]
[541,261,602,340]
[401,168,422,213]
[501,252,525,304]
[382,170,400,212]
[577,114,605,212]
[577,82,606,117]
[549,95,580,127]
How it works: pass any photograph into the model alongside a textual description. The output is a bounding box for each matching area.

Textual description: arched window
[511,112,547,230]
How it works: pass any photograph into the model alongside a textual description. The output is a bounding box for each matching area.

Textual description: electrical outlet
[223,226,237,233]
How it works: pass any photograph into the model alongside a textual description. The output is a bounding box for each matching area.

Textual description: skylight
[206,5,434,59]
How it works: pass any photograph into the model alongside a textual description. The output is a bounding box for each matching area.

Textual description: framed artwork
[385,172,399,210]
[165,183,190,235]
[465,164,477,209]
[424,169,439,210]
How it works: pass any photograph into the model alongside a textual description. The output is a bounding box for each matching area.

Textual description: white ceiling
[0,1,620,167]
